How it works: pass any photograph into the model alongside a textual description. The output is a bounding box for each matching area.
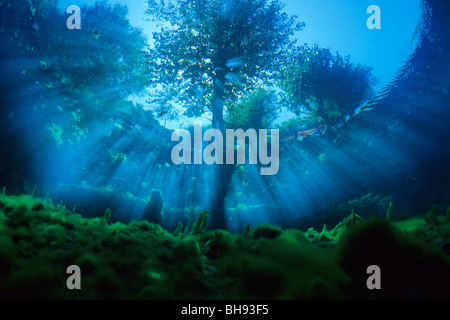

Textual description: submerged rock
[143,189,164,225]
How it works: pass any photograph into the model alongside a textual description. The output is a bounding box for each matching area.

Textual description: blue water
[1,0,449,233]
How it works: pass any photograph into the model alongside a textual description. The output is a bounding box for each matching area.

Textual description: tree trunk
[208,163,235,230]
[212,70,225,132]
[207,69,235,230]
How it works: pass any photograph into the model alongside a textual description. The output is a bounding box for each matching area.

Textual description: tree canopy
[225,87,279,130]
[279,44,377,125]
[0,0,166,191]
[145,0,304,129]
[36,1,150,99]
[21,1,153,135]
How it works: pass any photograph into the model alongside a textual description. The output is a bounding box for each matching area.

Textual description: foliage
[225,87,279,130]
[279,43,377,124]
[6,0,155,134]
[34,1,150,99]
[0,0,151,127]
[192,210,210,235]
[145,0,304,127]
[0,0,171,193]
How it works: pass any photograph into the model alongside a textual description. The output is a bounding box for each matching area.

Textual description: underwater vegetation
[1,193,449,300]
[1,0,450,302]
[1,0,449,231]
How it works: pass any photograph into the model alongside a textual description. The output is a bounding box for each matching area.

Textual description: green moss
[304,276,344,300]
[76,254,101,275]
[35,209,52,223]
[394,217,428,234]
[135,285,165,299]
[201,230,232,259]
[434,222,450,240]
[8,205,29,228]
[215,233,347,299]
[17,239,33,258]
[12,225,30,240]
[238,257,283,299]
[0,193,449,299]
[251,224,282,239]
[305,212,364,244]
[192,210,209,235]
[104,208,111,224]
[279,229,308,245]
[173,221,183,237]
[0,235,17,278]
[338,218,450,299]
[386,201,397,220]
[110,221,128,233]
[7,260,59,299]
[425,204,439,224]
[0,212,7,234]
[49,221,67,235]
[3,206,13,214]
[129,220,163,234]
[87,264,125,299]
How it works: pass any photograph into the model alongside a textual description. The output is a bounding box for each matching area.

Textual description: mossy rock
[338,218,450,299]
[251,224,282,239]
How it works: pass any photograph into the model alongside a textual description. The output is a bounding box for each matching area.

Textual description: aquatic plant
[192,210,210,235]
[386,201,396,220]
[1,193,450,299]
[338,218,450,299]
[250,224,282,239]
[104,208,111,224]
[279,43,377,125]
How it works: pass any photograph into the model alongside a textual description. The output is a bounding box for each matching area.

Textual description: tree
[279,43,377,125]
[225,87,279,130]
[31,1,153,134]
[146,0,303,229]
[146,0,303,130]
[37,1,150,102]
[0,0,161,193]
[147,0,304,227]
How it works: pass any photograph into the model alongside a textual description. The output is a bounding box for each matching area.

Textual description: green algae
[0,193,449,299]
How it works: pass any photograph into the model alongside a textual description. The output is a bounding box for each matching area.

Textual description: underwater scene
[1,0,450,302]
